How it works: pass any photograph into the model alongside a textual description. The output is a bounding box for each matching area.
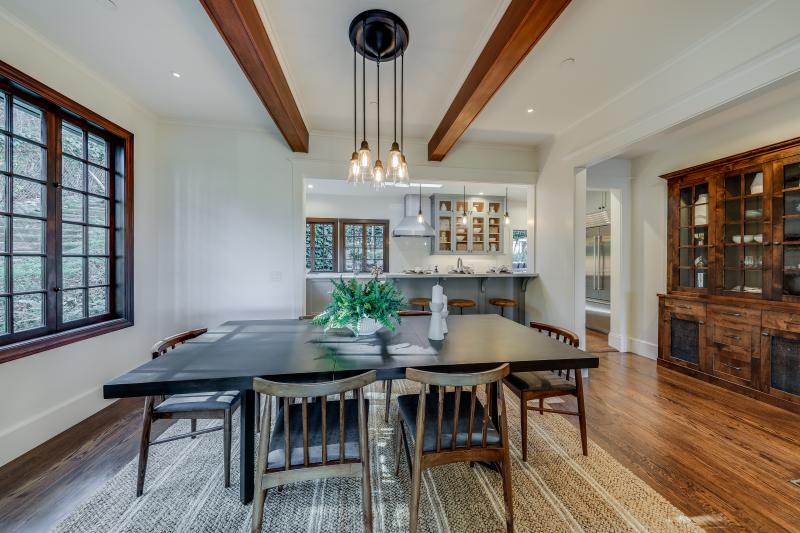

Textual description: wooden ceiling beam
[200,0,309,152]
[427,0,571,161]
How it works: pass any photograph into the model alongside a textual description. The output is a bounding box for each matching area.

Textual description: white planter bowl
[349,317,382,336]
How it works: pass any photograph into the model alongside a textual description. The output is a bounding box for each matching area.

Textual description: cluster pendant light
[346,10,410,188]
[504,187,511,225]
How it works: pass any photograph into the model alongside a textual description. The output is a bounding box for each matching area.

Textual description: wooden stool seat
[489,298,516,319]
[447,299,476,315]
[409,297,432,310]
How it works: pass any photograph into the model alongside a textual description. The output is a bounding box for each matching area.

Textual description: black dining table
[104,315,599,503]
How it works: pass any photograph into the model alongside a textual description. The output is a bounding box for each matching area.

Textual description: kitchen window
[0,61,134,364]
[305,218,389,273]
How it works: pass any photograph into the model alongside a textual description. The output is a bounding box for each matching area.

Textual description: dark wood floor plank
[1,349,799,532]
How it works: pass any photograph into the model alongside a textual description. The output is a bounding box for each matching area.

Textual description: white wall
[0,13,172,465]
[628,74,800,354]
[304,192,528,272]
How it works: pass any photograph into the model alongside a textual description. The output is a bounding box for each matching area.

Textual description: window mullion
[45,110,58,332]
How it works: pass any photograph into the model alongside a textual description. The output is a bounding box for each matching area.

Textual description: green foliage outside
[312,275,406,335]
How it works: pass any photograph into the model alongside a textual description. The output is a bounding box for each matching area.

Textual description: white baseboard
[627,337,658,360]
[0,386,110,467]
[607,332,626,352]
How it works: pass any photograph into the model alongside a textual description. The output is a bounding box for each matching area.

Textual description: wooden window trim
[0,60,134,365]
[306,218,338,273]
[338,219,390,273]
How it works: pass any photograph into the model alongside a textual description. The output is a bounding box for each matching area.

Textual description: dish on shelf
[754,234,763,243]
[744,209,762,219]
[743,235,754,243]
[732,235,742,244]
[457,235,466,242]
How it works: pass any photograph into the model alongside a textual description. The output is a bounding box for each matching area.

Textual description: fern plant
[313,275,406,335]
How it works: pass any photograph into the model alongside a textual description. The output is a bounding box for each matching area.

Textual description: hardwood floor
[1,350,799,532]
[585,328,618,353]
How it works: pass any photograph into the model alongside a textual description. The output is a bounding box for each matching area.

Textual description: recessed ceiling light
[171,71,181,78]
[526,108,534,114]
[307,184,314,189]
[479,192,484,195]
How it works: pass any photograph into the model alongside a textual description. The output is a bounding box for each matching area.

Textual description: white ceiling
[0,0,270,129]
[306,178,529,201]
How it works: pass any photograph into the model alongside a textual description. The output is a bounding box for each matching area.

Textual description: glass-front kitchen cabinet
[431,194,504,254]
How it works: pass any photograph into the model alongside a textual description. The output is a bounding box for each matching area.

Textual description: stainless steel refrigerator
[586,223,611,332]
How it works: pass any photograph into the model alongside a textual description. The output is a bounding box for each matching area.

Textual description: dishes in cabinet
[754,233,763,243]
[732,235,742,244]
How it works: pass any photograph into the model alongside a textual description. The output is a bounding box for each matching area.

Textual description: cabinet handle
[762,331,769,336]
[719,311,742,317]
[723,334,741,341]
[676,304,692,309]
[719,361,742,371]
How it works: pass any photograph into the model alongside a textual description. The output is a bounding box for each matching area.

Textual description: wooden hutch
[659,137,800,414]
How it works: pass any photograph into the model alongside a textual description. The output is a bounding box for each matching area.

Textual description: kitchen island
[306,271,537,323]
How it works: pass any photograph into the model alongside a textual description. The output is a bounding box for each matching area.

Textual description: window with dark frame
[0,61,133,363]
[305,218,389,273]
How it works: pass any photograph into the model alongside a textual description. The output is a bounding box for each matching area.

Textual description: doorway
[585,190,617,353]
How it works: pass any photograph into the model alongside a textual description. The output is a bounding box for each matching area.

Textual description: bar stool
[448,299,476,315]
[409,297,431,311]
[489,298,516,319]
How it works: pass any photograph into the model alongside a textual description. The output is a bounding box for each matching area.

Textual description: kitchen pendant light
[417,184,425,223]
[347,43,360,184]
[396,45,410,185]
[347,10,409,188]
[461,185,469,225]
[504,187,511,225]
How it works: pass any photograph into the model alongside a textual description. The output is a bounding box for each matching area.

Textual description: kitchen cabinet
[431,194,504,254]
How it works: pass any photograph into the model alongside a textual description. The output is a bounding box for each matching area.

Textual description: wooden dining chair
[394,364,514,533]
[503,321,588,461]
[251,370,377,533]
[137,328,240,496]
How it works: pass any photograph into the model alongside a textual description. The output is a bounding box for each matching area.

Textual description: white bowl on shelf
[732,235,742,244]
[754,234,763,243]
[743,235,754,243]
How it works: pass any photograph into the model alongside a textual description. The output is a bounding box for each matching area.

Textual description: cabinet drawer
[763,310,800,334]
[711,324,752,352]
[708,304,761,327]
[664,298,705,320]
[712,349,752,384]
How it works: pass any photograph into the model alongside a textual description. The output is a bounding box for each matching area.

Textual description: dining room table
[103,314,599,504]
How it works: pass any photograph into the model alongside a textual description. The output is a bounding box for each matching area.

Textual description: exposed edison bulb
[358,140,372,169]
[373,160,385,184]
[347,152,360,183]
[417,212,424,224]
[388,142,401,169]
[461,214,468,225]
[504,212,511,225]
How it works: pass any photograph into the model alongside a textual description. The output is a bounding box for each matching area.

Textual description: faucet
[456,257,463,272]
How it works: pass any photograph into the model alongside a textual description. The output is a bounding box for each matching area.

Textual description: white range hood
[393,194,435,238]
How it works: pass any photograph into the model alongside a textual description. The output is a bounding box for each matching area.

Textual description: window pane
[62,156,85,190]
[0,256,6,293]
[0,93,5,129]
[62,289,85,322]
[88,196,107,225]
[13,256,43,292]
[88,134,107,167]
[305,223,311,269]
[0,134,6,171]
[13,292,43,331]
[0,215,8,252]
[0,297,6,335]
[0,174,7,211]
[61,122,84,158]
[62,190,85,222]
[12,178,45,216]
[63,257,84,288]
[88,166,108,196]
[88,226,107,255]
[62,223,84,254]
[88,257,108,286]
[12,138,44,180]
[12,100,43,143]
[12,218,44,253]
[312,224,334,271]
[88,286,107,316]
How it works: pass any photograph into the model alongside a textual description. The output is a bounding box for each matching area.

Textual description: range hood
[393,194,435,237]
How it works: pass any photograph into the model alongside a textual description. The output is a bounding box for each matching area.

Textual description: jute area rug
[55,380,701,532]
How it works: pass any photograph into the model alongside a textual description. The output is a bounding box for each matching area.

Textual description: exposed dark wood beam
[427,0,571,161]
[200,0,309,152]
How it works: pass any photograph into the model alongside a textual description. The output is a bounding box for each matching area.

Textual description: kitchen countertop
[306,272,538,279]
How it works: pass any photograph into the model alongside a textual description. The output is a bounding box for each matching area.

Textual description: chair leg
[394,419,404,476]
[409,447,423,533]
[357,390,373,533]
[520,395,528,462]
[576,374,588,456]
[538,398,544,415]
[223,409,232,487]
[255,393,261,432]
[384,380,393,423]
[500,452,515,533]
[136,396,154,497]
[252,396,272,533]
[190,419,197,438]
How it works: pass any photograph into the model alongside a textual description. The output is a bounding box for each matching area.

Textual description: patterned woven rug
[55,381,701,533]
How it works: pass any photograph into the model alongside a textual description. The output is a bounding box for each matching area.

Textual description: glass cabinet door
[677,182,710,290]
[721,168,769,296]
[471,214,486,252]
[454,214,469,252]
[437,214,453,253]
[777,156,800,300]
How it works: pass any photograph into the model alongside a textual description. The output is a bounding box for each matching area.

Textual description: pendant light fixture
[504,187,511,224]
[398,45,409,183]
[347,42,360,183]
[461,185,469,225]
[347,10,409,189]
[417,183,425,223]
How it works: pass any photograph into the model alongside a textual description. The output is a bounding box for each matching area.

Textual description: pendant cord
[393,21,397,143]
[361,19,366,143]
[353,42,356,152]
[377,56,380,160]
[400,39,404,153]
[419,184,422,214]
